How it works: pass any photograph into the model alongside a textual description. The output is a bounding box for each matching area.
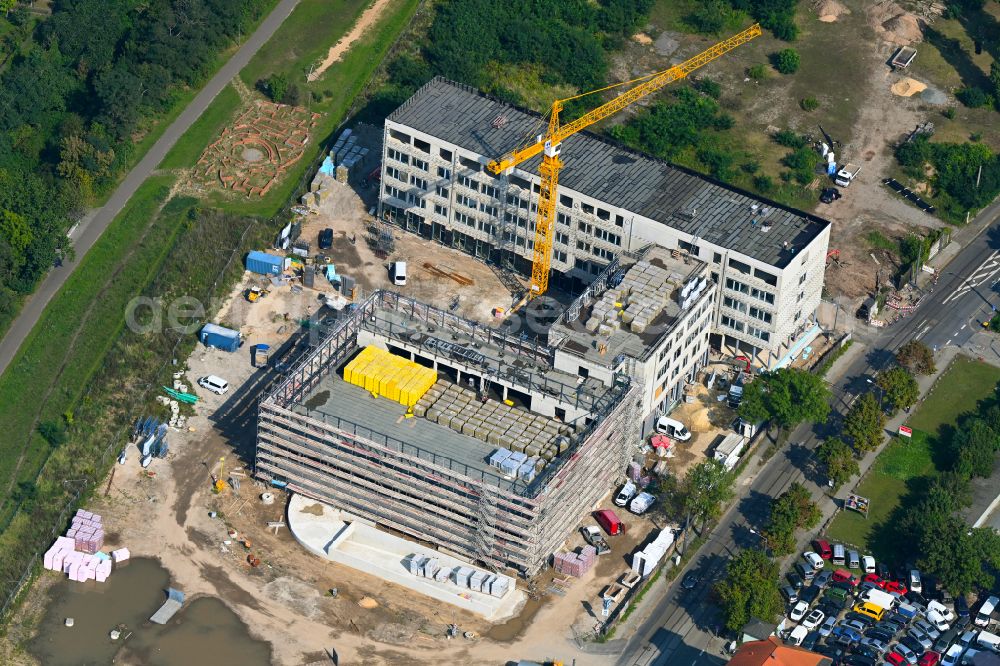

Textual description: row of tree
[0,0,271,333]
[896,135,1000,223]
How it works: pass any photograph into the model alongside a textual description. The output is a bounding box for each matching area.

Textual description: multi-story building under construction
[255,290,640,575]
[378,78,832,369]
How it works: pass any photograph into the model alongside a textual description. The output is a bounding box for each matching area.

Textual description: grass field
[825,356,1000,560]
[0,176,176,527]
[160,83,242,170]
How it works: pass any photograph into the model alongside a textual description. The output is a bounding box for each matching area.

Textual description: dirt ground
[308,0,396,81]
[667,379,739,476]
[4,270,660,666]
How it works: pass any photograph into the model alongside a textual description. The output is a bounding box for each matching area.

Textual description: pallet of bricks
[553,545,597,578]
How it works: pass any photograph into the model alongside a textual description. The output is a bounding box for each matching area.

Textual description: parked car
[975,595,999,628]
[819,614,838,637]
[863,573,882,585]
[814,539,833,560]
[954,596,970,620]
[787,624,808,646]
[882,580,909,595]
[318,228,333,250]
[914,619,940,640]
[198,374,229,395]
[893,642,919,665]
[614,481,637,507]
[802,630,821,651]
[853,643,882,660]
[866,627,895,644]
[814,569,834,588]
[918,652,940,666]
[580,526,611,555]
[782,585,798,604]
[842,655,876,666]
[803,608,825,630]
[910,570,923,594]
[858,636,888,655]
[885,650,907,666]
[789,600,809,622]
[876,562,892,580]
[906,629,933,651]
[940,644,963,666]
[843,618,870,633]
[787,572,804,590]
[799,585,821,605]
[628,491,656,515]
[833,569,858,585]
[803,551,825,571]
[832,625,863,643]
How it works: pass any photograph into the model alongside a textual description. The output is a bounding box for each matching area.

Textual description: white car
[197,374,229,395]
[614,481,637,507]
[928,599,956,623]
[802,608,825,630]
[926,608,951,632]
[787,624,808,646]
[941,644,963,666]
[909,569,922,594]
[789,600,809,622]
[803,551,824,571]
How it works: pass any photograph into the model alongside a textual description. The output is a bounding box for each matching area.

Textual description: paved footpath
[0,0,301,377]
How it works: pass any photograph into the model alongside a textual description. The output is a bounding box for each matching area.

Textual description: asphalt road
[0,0,301,378]
[618,199,1000,666]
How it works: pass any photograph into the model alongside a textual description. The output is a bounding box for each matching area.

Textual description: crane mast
[487,24,762,300]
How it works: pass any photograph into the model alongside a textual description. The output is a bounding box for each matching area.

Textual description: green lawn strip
[160,83,243,170]
[907,355,1000,436]
[240,0,371,89]
[0,205,272,604]
[0,177,175,527]
[213,0,420,218]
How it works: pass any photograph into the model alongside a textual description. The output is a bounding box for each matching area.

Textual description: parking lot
[775,538,998,665]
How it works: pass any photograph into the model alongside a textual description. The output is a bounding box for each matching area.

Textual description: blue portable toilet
[199,323,242,352]
[246,251,284,276]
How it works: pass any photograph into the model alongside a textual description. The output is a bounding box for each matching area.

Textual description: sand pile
[868,1,924,44]
[633,32,653,45]
[891,77,928,97]
[815,0,850,22]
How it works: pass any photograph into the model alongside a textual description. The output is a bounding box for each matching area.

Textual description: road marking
[943,250,1000,304]
[916,324,931,340]
[946,339,952,345]
[962,324,967,330]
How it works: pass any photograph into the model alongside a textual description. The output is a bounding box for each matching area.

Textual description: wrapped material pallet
[343,346,437,407]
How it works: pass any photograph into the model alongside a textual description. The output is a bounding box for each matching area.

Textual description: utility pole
[977,164,983,189]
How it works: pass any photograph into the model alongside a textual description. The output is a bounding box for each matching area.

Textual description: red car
[918,652,940,666]
[862,573,882,585]
[879,579,908,595]
[813,539,833,560]
[885,652,906,666]
[832,569,857,585]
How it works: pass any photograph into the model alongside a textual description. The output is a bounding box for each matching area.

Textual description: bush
[771,48,800,74]
[956,86,992,108]
[943,107,957,119]
[741,160,761,174]
[686,0,727,33]
[747,63,768,80]
[37,420,67,448]
[696,77,722,99]
[800,96,819,111]
[753,174,774,192]
[774,129,807,149]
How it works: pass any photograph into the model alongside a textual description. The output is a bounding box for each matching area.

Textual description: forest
[0,0,272,334]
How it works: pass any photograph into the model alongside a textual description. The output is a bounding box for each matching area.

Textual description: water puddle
[29,557,271,666]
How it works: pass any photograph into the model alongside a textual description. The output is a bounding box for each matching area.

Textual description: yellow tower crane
[487,24,762,301]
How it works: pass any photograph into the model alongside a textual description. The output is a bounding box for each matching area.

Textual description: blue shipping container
[200,323,241,352]
[246,251,284,276]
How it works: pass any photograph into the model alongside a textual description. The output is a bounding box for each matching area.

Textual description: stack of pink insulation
[42,510,121,584]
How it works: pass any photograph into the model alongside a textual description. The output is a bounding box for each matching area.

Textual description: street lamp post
[866,378,884,411]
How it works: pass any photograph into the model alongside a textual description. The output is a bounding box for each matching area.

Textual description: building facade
[378,78,831,368]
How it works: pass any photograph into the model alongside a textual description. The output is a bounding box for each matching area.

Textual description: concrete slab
[287,494,525,621]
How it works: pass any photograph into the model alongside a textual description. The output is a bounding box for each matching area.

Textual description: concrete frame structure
[548,244,716,436]
[256,291,639,576]
[378,78,831,368]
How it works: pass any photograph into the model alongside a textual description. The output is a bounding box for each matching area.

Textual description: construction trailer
[255,290,639,575]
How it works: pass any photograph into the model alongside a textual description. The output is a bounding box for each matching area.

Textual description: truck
[834,163,862,188]
[580,525,611,555]
[728,371,747,408]
[713,433,748,472]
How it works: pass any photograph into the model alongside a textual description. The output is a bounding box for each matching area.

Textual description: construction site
[255,289,640,577]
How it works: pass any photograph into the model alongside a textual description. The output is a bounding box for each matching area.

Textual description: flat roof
[296,373,515,488]
[389,78,830,269]
[550,246,705,365]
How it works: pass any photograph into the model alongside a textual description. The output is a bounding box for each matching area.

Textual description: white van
[787,624,808,647]
[391,261,407,286]
[976,596,999,627]
[909,569,923,594]
[198,375,229,395]
[977,629,1000,652]
[832,543,846,566]
[614,481,637,507]
[655,416,691,441]
[862,555,876,574]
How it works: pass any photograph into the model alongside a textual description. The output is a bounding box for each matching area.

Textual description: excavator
[487,24,762,309]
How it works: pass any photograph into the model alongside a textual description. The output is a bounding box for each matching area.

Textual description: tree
[37,419,68,448]
[771,48,800,74]
[683,459,735,532]
[685,0,727,33]
[816,437,859,490]
[919,515,997,595]
[714,549,783,632]
[896,340,936,375]
[763,482,821,554]
[953,418,999,479]
[747,63,768,80]
[265,73,289,103]
[876,366,920,414]
[0,0,16,15]
[844,392,886,453]
[738,368,831,434]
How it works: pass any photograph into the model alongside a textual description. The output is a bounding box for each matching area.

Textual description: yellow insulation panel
[343,346,437,407]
